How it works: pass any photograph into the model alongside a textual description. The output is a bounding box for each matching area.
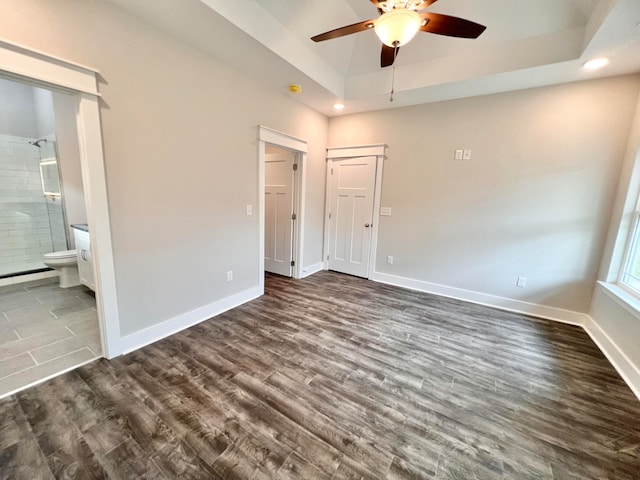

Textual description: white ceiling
[109,0,640,116]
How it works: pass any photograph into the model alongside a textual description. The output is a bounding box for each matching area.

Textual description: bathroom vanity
[71,224,95,291]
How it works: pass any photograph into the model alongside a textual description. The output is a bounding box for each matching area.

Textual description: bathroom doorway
[0,76,102,396]
[0,78,76,278]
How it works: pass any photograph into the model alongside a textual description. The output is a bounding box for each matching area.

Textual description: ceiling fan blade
[420,13,486,39]
[311,19,376,42]
[381,44,399,68]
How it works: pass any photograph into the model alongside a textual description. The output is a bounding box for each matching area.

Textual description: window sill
[597,281,640,320]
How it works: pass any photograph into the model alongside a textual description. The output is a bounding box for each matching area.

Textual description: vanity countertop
[71,224,89,232]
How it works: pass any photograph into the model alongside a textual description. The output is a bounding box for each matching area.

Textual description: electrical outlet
[227,271,233,282]
[463,149,472,160]
[387,256,394,265]
[516,276,527,288]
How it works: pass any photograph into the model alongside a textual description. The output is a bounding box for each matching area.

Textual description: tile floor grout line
[30,337,93,362]
[27,350,39,366]
[2,347,95,382]
[0,349,41,365]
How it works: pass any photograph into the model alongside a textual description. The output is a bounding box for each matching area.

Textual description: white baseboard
[370,271,589,326]
[119,286,262,355]
[583,316,640,401]
[301,262,324,278]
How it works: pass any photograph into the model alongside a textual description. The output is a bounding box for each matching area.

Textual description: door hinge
[290,260,295,267]
[293,163,298,171]
[291,213,297,220]
[327,255,329,260]
[331,168,333,175]
[328,212,331,219]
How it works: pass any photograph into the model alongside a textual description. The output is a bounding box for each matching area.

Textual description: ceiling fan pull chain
[390,44,399,102]
[390,65,395,102]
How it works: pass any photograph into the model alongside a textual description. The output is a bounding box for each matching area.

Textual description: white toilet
[43,250,80,288]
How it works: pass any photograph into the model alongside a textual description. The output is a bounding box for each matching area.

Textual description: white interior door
[265,151,295,276]
[328,156,377,278]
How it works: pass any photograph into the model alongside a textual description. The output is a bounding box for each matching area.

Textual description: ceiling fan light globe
[374,9,421,47]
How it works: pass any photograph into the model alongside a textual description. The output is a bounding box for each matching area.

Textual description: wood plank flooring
[1,271,639,479]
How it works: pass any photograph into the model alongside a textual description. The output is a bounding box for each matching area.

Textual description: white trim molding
[0,37,100,95]
[327,144,386,158]
[370,271,589,326]
[584,315,640,401]
[259,126,308,153]
[120,286,261,354]
[597,281,640,320]
[301,262,324,278]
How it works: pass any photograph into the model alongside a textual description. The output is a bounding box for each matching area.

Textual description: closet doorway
[258,126,307,291]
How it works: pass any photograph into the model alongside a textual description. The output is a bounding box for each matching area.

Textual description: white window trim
[0,38,121,358]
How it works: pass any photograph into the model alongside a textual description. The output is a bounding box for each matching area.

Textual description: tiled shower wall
[0,134,55,274]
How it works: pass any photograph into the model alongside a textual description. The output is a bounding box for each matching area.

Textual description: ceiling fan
[311,0,486,68]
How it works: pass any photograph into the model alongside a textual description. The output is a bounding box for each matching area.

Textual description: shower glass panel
[0,77,69,277]
[40,141,68,253]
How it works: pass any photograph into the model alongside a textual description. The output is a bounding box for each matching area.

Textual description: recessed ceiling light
[583,58,609,71]
[333,103,345,110]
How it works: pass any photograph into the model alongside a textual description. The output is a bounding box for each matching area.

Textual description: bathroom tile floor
[0,277,101,397]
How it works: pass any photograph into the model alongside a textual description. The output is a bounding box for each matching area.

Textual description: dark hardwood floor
[1,271,639,479]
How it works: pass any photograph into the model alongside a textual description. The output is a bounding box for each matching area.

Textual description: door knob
[364,223,370,228]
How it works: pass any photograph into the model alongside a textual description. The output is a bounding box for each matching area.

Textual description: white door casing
[265,151,295,276]
[328,156,377,278]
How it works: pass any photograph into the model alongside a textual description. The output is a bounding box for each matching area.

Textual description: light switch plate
[455,150,463,160]
[246,205,252,216]
[463,149,472,160]
[380,207,392,216]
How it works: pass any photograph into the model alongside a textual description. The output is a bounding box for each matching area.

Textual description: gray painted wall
[0,0,329,336]
[328,75,640,314]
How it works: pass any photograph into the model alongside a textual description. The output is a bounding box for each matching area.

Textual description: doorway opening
[0,76,102,397]
[0,38,120,397]
[264,145,298,277]
[258,126,307,292]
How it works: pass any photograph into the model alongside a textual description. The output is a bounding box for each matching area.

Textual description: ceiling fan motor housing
[374,9,422,47]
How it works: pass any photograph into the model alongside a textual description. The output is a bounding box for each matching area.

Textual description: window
[621,221,640,292]
[620,189,640,294]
